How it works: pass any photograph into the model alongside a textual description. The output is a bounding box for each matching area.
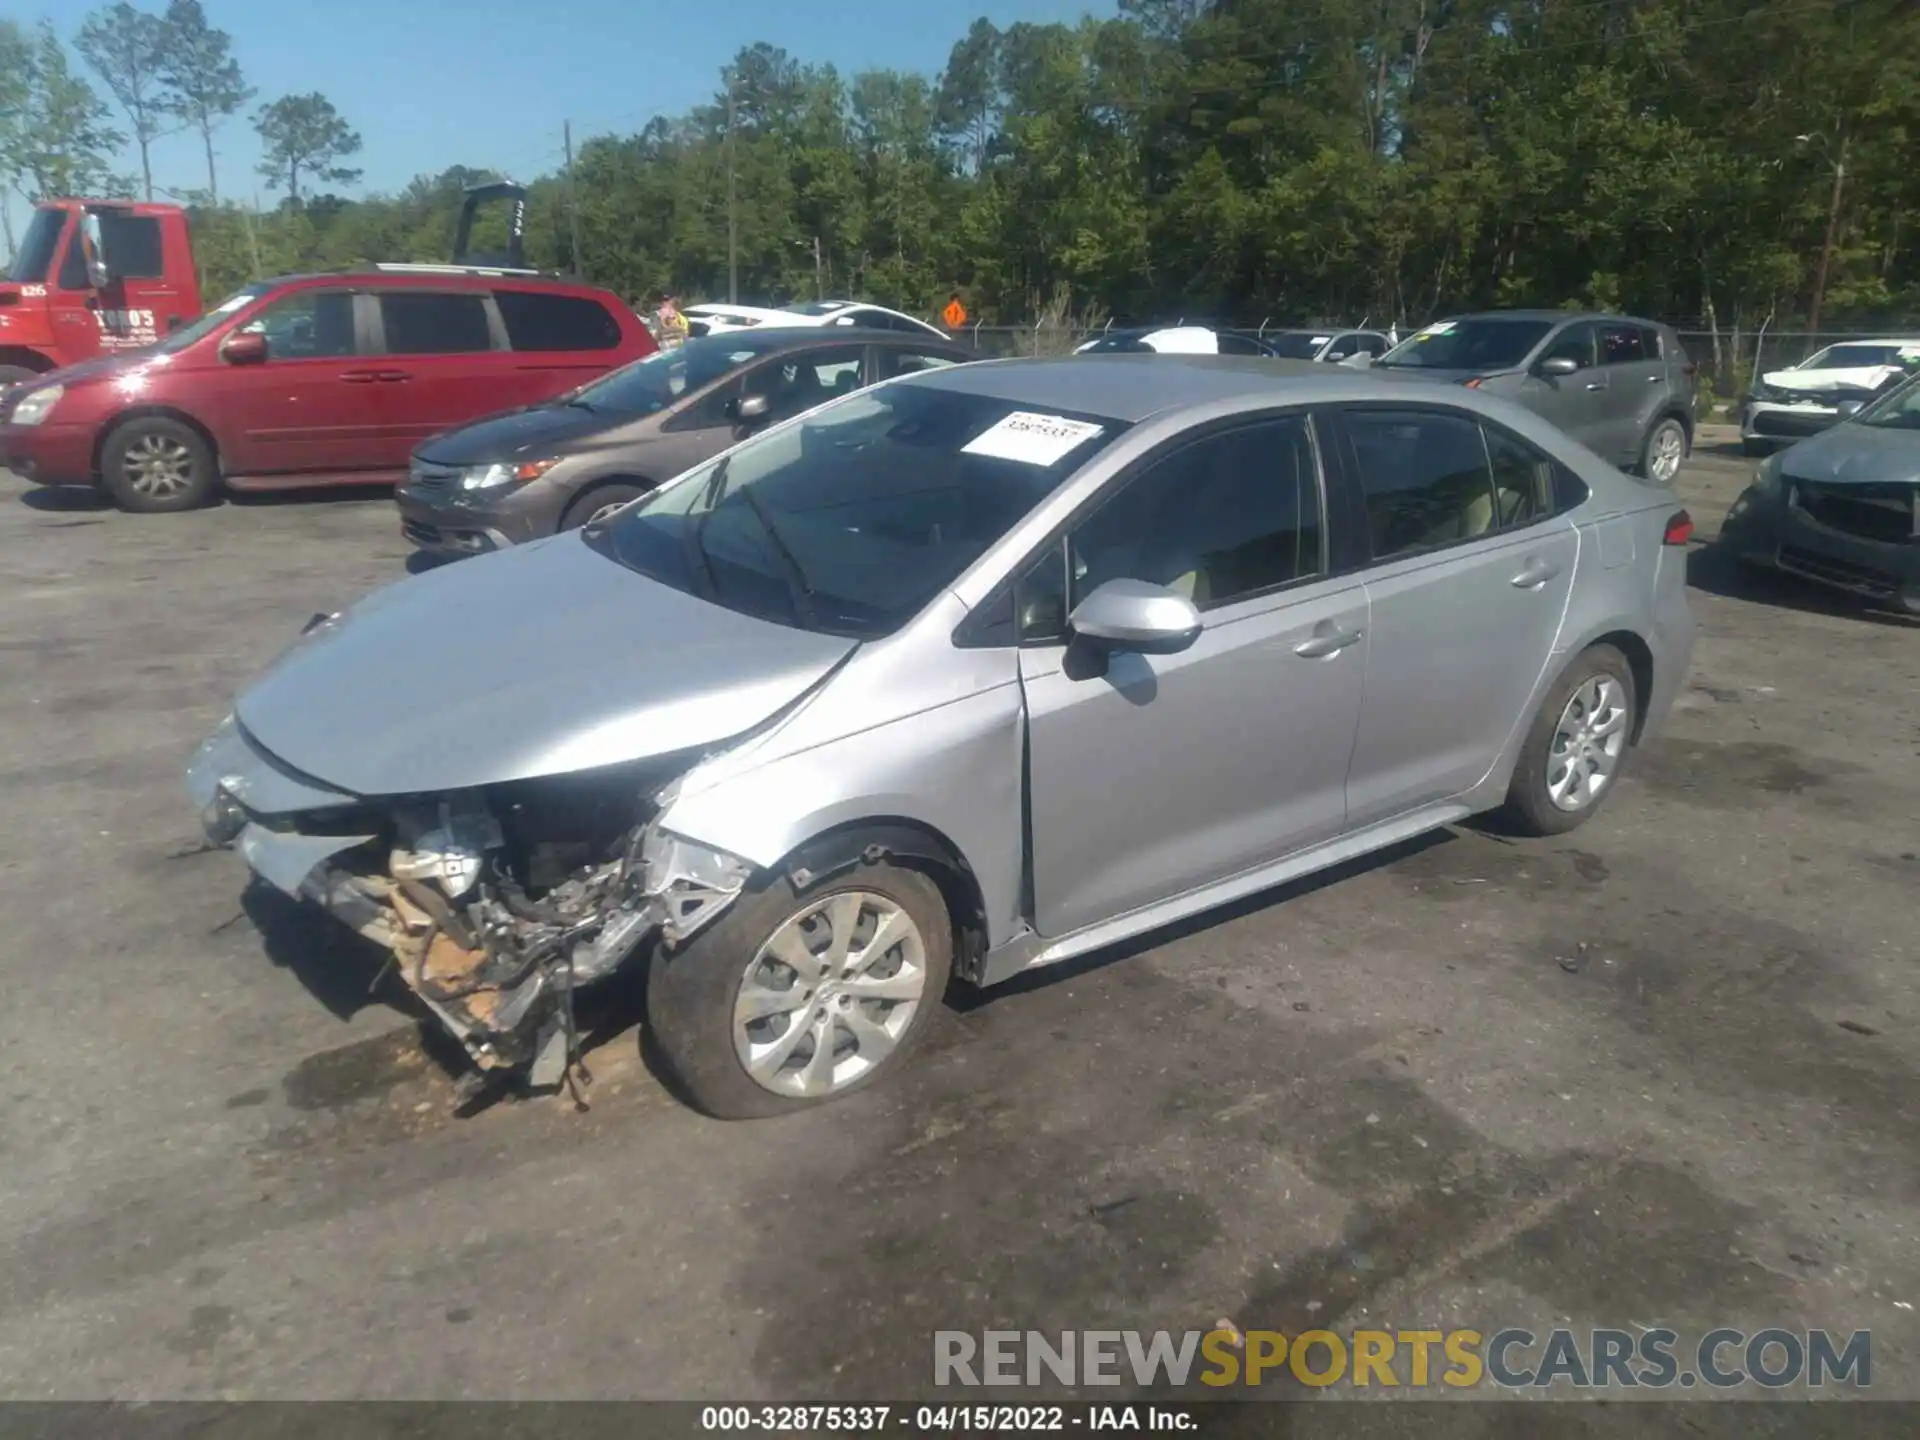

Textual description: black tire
[560,480,649,531]
[99,416,218,513]
[1499,644,1638,838]
[1639,416,1688,483]
[647,858,953,1119]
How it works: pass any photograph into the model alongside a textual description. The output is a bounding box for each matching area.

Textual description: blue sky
[7,0,1109,202]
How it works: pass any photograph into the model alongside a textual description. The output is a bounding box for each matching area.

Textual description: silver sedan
[188,357,1697,1117]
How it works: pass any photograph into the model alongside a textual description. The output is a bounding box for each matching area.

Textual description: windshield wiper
[733,485,818,629]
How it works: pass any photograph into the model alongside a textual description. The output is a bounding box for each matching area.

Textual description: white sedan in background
[684,299,949,340]
[1742,337,1920,453]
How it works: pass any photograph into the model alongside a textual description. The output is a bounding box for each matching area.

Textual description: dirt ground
[0,429,1914,1411]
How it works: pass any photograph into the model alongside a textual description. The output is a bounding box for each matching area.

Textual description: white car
[1074,326,1392,364]
[684,299,949,340]
[1742,337,1920,453]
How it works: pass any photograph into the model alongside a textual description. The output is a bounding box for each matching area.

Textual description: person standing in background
[657,293,689,349]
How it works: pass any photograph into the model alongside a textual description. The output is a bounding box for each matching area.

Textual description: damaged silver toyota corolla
[188,357,1694,1117]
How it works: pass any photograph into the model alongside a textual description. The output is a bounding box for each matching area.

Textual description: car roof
[705,325,970,350]
[903,353,1538,422]
[1807,336,1920,347]
[1443,309,1668,327]
[264,269,619,297]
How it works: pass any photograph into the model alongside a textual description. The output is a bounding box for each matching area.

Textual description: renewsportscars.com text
[933,1327,1872,1391]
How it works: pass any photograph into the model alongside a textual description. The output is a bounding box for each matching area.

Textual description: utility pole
[726,69,738,304]
[564,120,584,277]
[1806,134,1848,339]
[813,235,823,299]
[243,194,263,280]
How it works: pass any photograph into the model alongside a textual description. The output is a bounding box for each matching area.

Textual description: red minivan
[0,267,656,512]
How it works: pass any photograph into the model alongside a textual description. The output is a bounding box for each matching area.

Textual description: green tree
[157,0,253,204]
[74,1,174,201]
[253,92,363,204]
[10,22,126,201]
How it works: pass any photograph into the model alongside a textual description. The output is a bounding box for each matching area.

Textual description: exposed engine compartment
[294,762,753,1106]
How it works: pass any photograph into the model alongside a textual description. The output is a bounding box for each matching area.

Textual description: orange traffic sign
[942,298,968,328]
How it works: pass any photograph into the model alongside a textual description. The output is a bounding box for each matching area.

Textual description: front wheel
[647,859,952,1118]
[1641,417,1688,483]
[1499,645,1638,837]
[561,481,649,531]
[99,416,219,512]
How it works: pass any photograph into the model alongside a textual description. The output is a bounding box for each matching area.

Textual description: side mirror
[221,331,269,365]
[731,392,770,425]
[1537,356,1580,377]
[80,212,111,288]
[1835,398,1865,419]
[1068,578,1202,655]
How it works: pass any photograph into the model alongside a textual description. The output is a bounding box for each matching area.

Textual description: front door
[200,285,379,478]
[1518,321,1608,452]
[1335,406,1578,826]
[1019,413,1368,939]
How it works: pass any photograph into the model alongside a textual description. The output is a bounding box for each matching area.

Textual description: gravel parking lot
[0,432,1915,1407]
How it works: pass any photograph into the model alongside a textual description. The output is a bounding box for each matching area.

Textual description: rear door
[1334,404,1578,826]
[366,288,505,467]
[198,284,380,479]
[1596,320,1663,463]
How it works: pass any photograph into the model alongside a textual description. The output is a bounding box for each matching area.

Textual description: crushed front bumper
[187,715,752,1101]
[1719,482,1920,609]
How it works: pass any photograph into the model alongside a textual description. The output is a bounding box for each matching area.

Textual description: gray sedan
[187,357,1697,1117]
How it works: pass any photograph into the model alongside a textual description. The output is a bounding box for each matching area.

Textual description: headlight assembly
[1751,453,1784,496]
[9,383,63,426]
[460,458,560,491]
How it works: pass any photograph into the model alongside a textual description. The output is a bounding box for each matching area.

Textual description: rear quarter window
[496,290,623,351]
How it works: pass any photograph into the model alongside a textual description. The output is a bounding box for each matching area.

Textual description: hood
[1780,423,1920,487]
[234,533,857,797]
[1761,366,1899,394]
[414,400,642,466]
[30,351,154,389]
[1369,365,1498,385]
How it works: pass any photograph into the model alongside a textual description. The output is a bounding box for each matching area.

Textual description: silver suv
[1372,311,1698,482]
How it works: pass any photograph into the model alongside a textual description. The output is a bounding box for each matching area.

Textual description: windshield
[1265,332,1328,359]
[1376,318,1554,371]
[569,333,783,416]
[1801,344,1907,370]
[590,382,1128,638]
[150,286,269,355]
[1854,374,1920,431]
[8,207,68,284]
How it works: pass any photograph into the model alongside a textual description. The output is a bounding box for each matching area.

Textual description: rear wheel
[99,417,218,513]
[1641,417,1688,483]
[1499,644,1638,837]
[648,859,952,1118]
[560,480,649,531]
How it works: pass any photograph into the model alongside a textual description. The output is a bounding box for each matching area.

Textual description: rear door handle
[1293,622,1364,659]
[1645,373,1664,383]
[1583,381,1606,391]
[341,370,382,384]
[1510,557,1562,589]
[376,370,412,382]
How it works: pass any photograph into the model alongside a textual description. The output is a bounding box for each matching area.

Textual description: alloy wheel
[1547,675,1629,812]
[1648,424,1685,484]
[732,890,930,1099]
[122,434,196,498]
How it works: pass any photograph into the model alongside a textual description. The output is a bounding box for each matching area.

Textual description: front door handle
[1510,557,1562,589]
[1645,373,1663,383]
[1583,381,1606,391]
[375,370,413,382]
[1293,623,1363,659]
[341,370,382,384]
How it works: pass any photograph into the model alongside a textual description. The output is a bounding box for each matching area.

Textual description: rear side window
[1345,408,1500,561]
[1599,324,1647,366]
[379,292,493,354]
[1638,326,1663,360]
[880,348,962,379]
[495,290,622,351]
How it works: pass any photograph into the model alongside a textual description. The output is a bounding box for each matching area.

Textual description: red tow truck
[0,199,203,389]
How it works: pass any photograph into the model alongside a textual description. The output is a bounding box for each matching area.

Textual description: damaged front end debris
[197,739,754,1108]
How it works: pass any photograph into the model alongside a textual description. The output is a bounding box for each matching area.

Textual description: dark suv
[0,266,655,511]
[1371,311,1698,482]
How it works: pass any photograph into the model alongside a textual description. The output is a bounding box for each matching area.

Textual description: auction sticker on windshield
[1417,322,1457,339]
[963,412,1105,467]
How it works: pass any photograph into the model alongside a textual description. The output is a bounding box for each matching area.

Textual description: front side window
[1067,416,1323,611]
[743,345,866,424]
[239,289,357,359]
[8,207,66,284]
[1855,374,1920,431]
[1345,408,1501,561]
[1376,318,1555,371]
[378,292,493,354]
[1539,323,1598,370]
[592,383,1128,638]
[495,290,622,351]
[97,213,164,278]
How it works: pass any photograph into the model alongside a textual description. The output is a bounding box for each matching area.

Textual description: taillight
[1663,509,1694,546]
